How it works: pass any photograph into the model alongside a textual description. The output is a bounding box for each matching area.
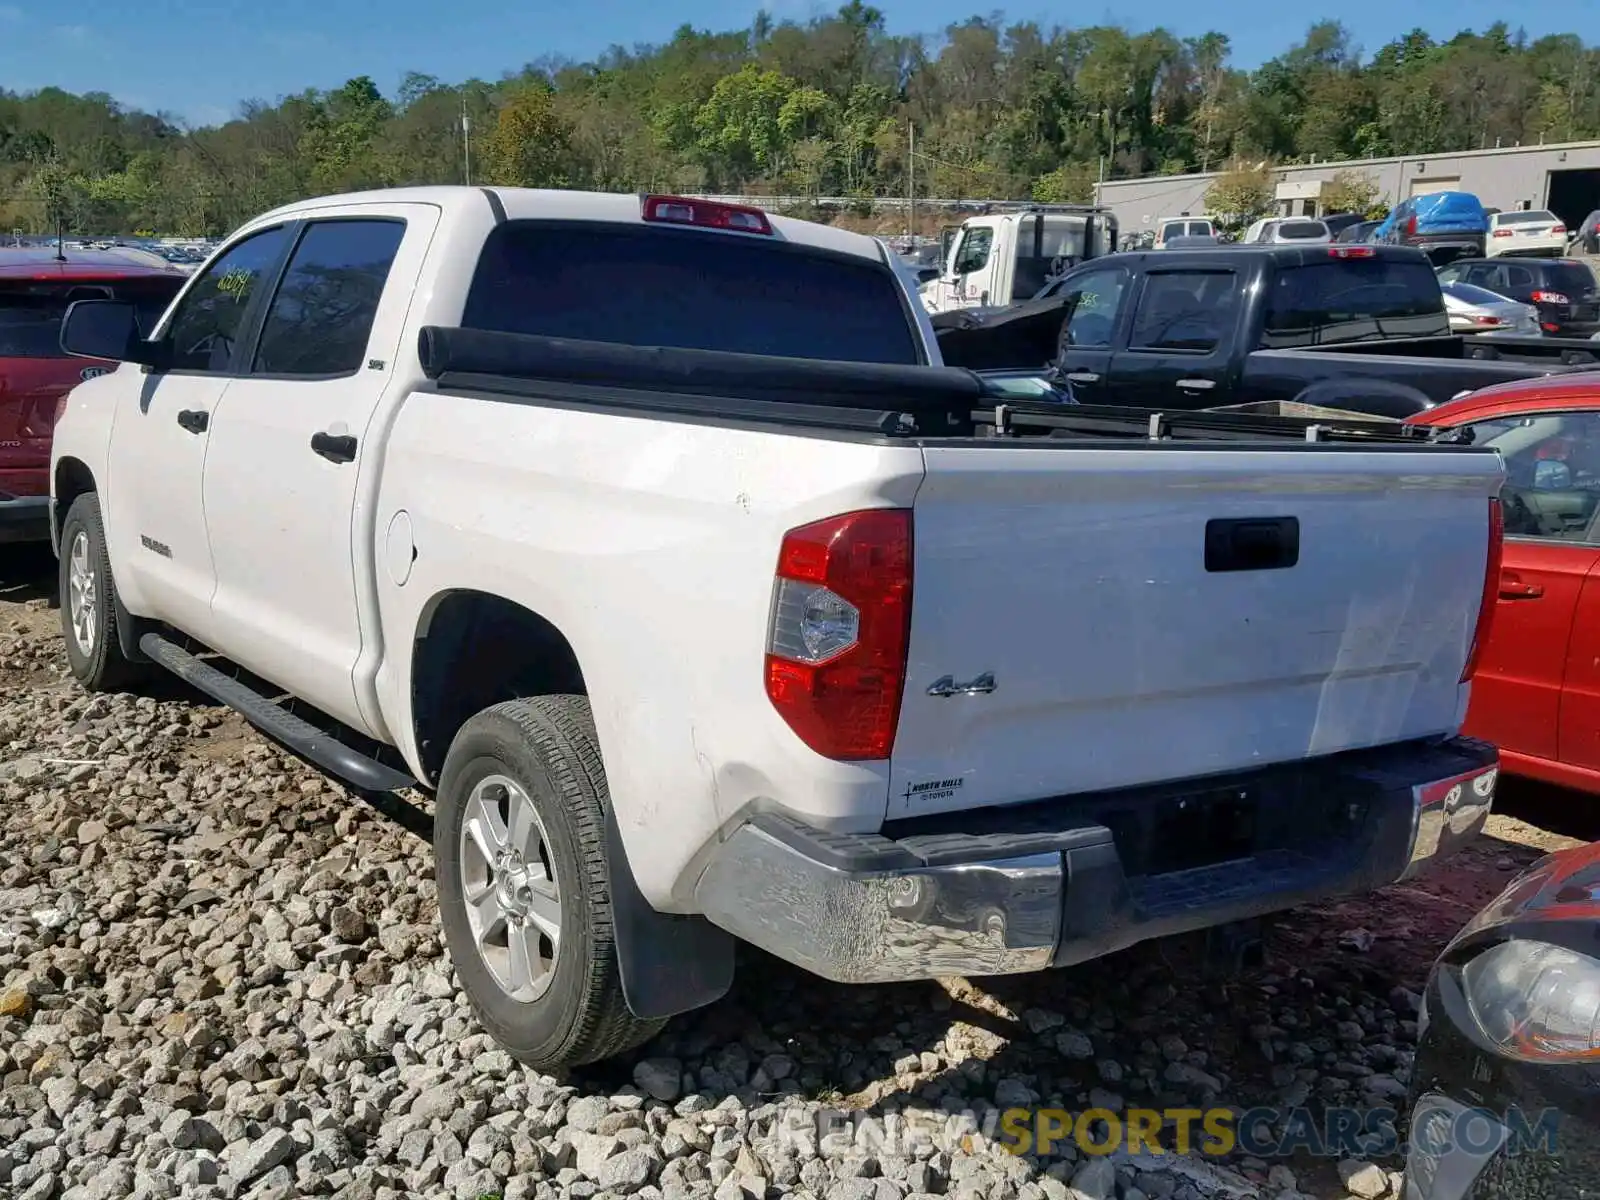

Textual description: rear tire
[435,696,664,1070]
[59,495,144,693]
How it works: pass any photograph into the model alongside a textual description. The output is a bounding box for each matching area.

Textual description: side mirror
[60,299,163,367]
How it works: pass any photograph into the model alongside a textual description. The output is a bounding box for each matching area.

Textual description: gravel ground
[0,548,1591,1200]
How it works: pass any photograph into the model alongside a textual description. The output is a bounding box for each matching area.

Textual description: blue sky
[0,0,1595,127]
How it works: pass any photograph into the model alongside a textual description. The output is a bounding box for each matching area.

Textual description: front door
[1457,409,1600,764]
[1108,267,1241,409]
[202,208,430,732]
[1471,538,1600,763]
[935,225,995,311]
[103,226,294,637]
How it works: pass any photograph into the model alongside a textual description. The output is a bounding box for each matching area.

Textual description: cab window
[1469,411,1600,540]
[163,227,292,373]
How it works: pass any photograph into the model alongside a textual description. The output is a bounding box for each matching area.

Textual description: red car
[1408,373,1600,790]
[0,246,188,542]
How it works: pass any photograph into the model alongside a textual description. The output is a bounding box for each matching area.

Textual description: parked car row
[1437,257,1600,339]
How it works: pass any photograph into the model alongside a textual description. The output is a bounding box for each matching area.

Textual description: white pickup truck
[51,186,1502,1070]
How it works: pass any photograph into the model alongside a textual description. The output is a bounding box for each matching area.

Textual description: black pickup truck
[933,244,1600,418]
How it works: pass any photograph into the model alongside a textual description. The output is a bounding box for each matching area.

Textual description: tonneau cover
[418,326,985,412]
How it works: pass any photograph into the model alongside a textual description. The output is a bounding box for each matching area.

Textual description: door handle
[1065,371,1100,384]
[1499,577,1544,600]
[1177,378,1217,391]
[176,409,208,434]
[310,431,358,464]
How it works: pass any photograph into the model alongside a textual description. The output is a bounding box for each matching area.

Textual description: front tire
[435,696,664,1070]
[59,495,143,692]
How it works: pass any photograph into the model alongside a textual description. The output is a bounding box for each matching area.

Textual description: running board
[138,633,416,793]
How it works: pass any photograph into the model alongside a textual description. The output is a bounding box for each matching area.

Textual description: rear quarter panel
[374,394,928,909]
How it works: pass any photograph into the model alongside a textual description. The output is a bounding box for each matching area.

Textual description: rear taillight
[1552,225,1567,235]
[1406,215,1418,237]
[765,509,912,760]
[1461,497,1504,684]
[1469,315,1504,326]
[1492,229,1514,238]
[641,194,773,235]
[1532,290,1570,305]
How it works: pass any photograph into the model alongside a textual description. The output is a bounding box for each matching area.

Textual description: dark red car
[1408,373,1600,790]
[0,246,188,542]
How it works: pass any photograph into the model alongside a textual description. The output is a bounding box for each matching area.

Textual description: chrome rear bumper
[694,737,1498,984]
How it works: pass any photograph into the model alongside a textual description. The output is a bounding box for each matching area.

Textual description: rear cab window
[1258,259,1451,348]
[0,277,184,358]
[462,222,922,365]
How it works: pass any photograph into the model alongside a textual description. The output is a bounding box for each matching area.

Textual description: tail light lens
[1462,497,1504,684]
[1406,215,1418,237]
[1552,225,1567,236]
[1469,315,1504,326]
[1532,290,1570,305]
[641,194,773,235]
[765,509,912,760]
[1492,229,1514,238]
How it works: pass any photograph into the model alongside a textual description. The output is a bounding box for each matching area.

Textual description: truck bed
[417,326,1503,820]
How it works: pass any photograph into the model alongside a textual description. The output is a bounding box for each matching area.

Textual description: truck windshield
[461,221,921,365]
[1258,260,1451,347]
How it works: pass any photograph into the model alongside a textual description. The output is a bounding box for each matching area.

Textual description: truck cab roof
[250,186,892,266]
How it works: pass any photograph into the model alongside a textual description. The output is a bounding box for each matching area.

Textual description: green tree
[486,83,575,188]
[1204,161,1275,229]
[1320,169,1384,217]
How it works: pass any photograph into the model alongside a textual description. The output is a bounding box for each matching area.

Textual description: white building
[1094,139,1600,234]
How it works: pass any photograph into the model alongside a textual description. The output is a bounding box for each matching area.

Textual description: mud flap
[604,804,735,1019]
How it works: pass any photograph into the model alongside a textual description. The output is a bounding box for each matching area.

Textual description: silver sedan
[1439,280,1540,336]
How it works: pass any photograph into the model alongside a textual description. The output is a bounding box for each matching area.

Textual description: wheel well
[410,591,587,784]
[54,458,96,546]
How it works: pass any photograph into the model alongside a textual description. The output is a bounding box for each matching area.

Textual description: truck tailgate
[888,443,1502,819]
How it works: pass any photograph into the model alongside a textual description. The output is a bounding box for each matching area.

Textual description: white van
[1154,216,1217,249]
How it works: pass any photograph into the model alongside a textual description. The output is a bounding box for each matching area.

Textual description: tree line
[2,8,1598,237]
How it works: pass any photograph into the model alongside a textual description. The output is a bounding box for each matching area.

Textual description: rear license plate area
[1110,786,1258,875]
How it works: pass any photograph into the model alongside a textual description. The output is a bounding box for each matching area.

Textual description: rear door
[890,440,1503,818]
[1108,266,1241,408]
[1051,263,1131,404]
[1449,410,1600,764]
